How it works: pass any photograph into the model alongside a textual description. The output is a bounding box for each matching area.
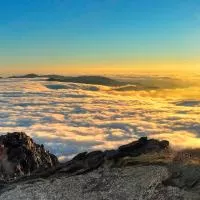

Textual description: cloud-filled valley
[0,75,200,161]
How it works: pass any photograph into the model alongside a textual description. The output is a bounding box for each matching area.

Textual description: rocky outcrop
[0,132,58,178]
[118,137,169,154]
[0,134,170,179]
[58,137,169,175]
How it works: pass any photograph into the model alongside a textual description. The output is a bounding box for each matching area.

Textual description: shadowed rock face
[0,132,58,177]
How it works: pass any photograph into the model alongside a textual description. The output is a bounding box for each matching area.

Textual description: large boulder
[0,132,58,178]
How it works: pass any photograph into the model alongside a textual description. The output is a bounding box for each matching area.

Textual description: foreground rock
[1,165,199,200]
[0,132,199,200]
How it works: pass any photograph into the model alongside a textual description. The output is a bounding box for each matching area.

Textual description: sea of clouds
[0,76,200,161]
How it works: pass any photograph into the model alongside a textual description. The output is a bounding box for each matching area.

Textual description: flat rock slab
[0,165,199,200]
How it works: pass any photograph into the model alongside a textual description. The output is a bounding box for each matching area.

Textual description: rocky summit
[0,132,199,200]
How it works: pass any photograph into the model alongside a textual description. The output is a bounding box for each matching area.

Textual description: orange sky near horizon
[1,60,200,76]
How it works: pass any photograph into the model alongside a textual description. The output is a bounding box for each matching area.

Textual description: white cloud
[0,76,200,158]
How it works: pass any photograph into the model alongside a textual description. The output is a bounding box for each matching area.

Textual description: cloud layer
[0,76,200,161]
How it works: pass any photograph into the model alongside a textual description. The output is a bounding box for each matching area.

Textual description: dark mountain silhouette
[8,74,124,86]
[48,76,125,86]
[9,74,40,78]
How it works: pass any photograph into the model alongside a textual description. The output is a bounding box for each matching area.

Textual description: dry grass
[114,148,200,167]
[173,148,200,165]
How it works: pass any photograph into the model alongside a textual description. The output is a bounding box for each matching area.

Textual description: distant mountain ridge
[48,75,125,86]
[9,74,40,78]
[8,74,125,86]
[7,73,191,89]
[9,74,65,79]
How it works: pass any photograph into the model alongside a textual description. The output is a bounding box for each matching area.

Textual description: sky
[0,0,200,75]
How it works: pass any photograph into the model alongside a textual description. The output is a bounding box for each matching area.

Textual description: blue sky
[0,0,200,74]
